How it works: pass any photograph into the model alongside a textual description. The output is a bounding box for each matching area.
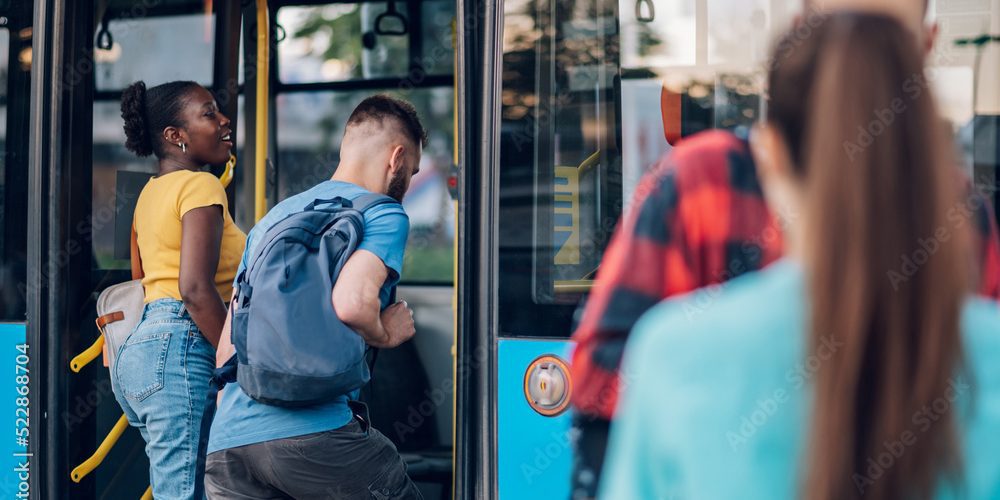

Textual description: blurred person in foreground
[601,11,1000,500]
[567,0,1000,495]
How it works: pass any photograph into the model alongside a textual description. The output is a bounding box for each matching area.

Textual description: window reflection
[498,0,623,336]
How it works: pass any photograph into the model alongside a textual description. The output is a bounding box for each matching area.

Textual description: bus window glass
[278,2,455,84]
[92,101,156,271]
[0,27,8,282]
[928,0,999,213]
[278,4,403,82]
[0,25,22,321]
[420,0,457,75]
[0,12,31,322]
[498,0,624,336]
[95,14,215,91]
[619,0,695,68]
[497,0,801,337]
[276,88,456,283]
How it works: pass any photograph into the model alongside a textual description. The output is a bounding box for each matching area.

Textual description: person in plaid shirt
[569,129,1000,497]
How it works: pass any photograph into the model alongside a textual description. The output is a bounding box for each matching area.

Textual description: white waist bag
[95,279,145,372]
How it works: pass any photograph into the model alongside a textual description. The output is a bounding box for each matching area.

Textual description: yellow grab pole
[255,0,270,222]
[450,17,459,500]
[71,414,129,482]
[70,336,105,373]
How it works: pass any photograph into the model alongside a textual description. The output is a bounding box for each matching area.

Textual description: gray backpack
[223,193,399,407]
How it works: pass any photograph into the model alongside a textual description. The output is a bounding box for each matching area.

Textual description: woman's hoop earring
[178,142,187,154]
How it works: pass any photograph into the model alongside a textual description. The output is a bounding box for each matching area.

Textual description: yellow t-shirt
[133,169,246,304]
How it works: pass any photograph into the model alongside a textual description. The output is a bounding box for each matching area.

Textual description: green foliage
[291,5,363,78]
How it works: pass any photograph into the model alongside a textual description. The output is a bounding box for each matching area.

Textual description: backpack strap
[351,193,399,214]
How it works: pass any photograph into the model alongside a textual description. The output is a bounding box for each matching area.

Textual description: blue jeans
[112,298,216,500]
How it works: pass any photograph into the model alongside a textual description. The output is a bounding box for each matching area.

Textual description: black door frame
[455,0,500,496]
[28,0,97,497]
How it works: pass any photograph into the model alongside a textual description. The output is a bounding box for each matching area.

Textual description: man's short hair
[346,94,428,149]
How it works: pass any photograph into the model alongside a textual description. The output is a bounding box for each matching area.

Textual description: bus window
[277,2,455,83]
[0,6,31,321]
[274,2,456,285]
[95,13,215,91]
[619,0,797,199]
[497,0,800,337]
[498,0,624,337]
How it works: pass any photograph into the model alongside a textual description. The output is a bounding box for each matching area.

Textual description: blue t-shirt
[207,180,409,454]
[600,259,1000,500]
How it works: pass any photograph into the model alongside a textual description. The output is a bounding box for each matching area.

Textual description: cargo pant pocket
[368,456,420,500]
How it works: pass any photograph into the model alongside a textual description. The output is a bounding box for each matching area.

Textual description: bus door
[481,0,801,498]
[492,0,624,497]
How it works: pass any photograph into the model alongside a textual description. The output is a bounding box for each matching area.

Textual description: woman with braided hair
[113,80,245,500]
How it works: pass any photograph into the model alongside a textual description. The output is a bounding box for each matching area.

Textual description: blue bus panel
[497,339,573,499]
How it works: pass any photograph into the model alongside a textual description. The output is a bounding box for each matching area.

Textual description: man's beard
[387,168,408,202]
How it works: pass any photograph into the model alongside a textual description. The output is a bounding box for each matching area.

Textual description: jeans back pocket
[115,330,171,402]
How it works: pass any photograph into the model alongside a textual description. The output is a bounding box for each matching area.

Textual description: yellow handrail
[450,17,459,500]
[70,336,104,373]
[255,0,270,222]
[71,414,129,482]
[141,486,153,499]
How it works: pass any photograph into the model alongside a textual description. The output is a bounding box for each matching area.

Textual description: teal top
[208,180,409,454]
[600,259,1000,499]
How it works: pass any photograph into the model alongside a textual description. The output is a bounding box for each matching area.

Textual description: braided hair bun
[121,81,153,157]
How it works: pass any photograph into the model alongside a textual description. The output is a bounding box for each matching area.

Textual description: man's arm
[332,249,414,348]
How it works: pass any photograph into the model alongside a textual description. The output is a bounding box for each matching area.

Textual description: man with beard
[205,95,425,499]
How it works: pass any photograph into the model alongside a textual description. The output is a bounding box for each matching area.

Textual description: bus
[1,0,997,498]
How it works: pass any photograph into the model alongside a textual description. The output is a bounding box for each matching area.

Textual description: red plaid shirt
[570,130,1000,420]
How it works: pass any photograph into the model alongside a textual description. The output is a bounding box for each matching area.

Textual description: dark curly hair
[346,94,428,148]
[120,80,201,158]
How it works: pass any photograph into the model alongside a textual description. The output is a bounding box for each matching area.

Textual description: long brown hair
[766,13,969,500]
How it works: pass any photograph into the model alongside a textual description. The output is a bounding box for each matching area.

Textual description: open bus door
[461,0,624,496]
[25,1,242,497]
